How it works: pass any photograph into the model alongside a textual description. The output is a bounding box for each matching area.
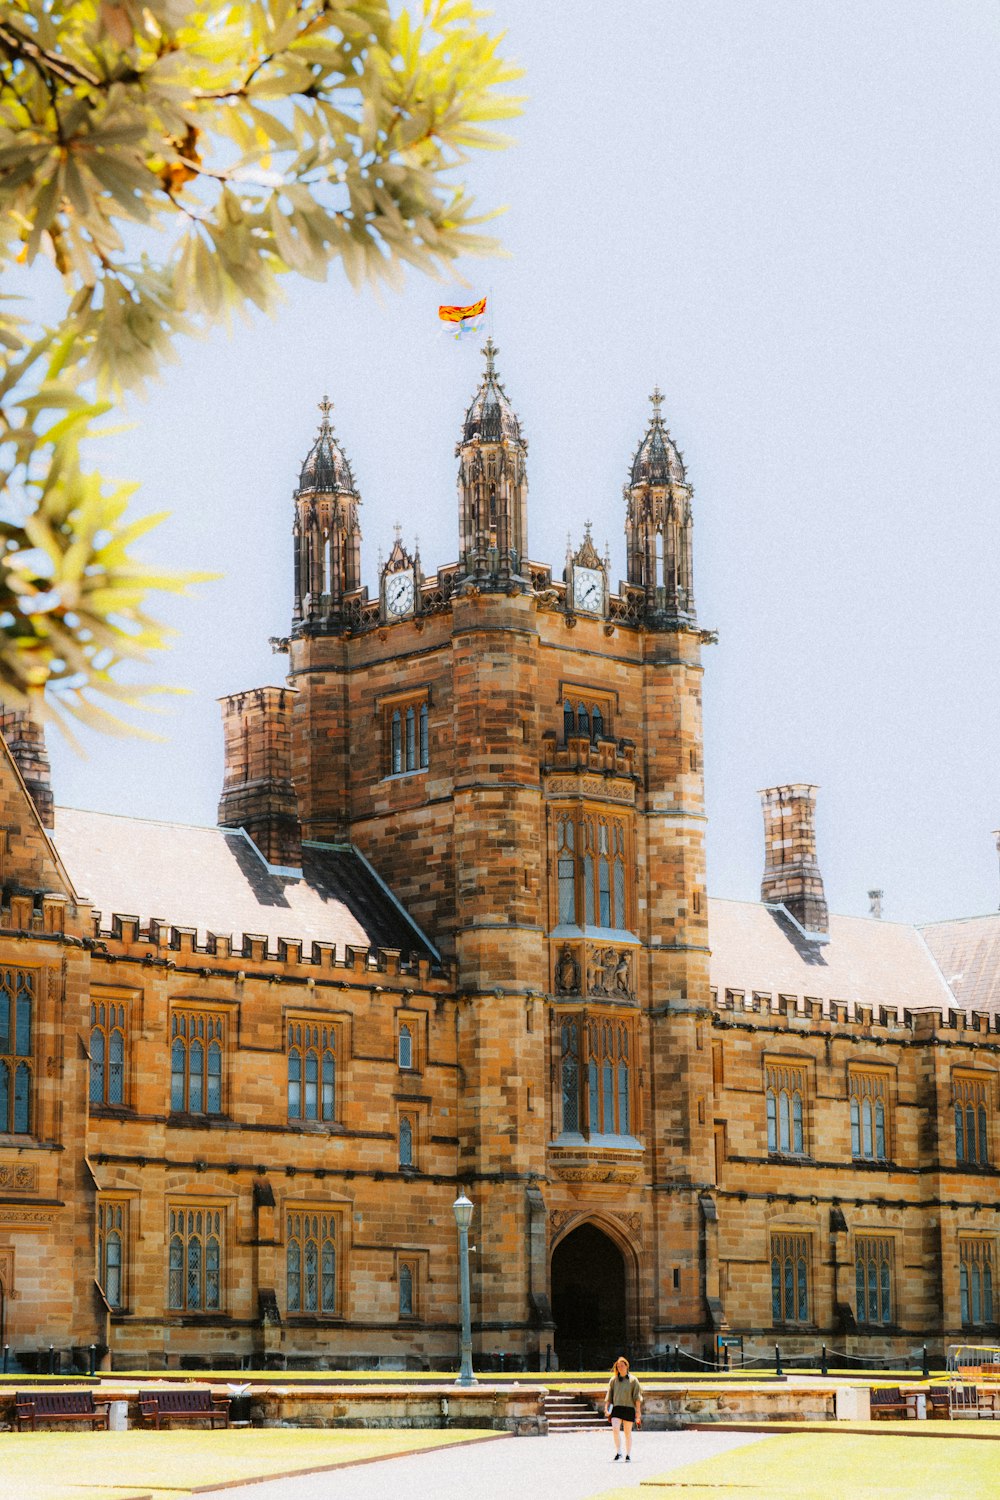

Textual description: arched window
[862,1098,873,1158]
[304,1048,318,1119]
[288,1047,302,1119]
[108,1026,125,1105]
[577,701,589,739]
[205,1234,221,1310]
[322,1235,336,1312]
[399,1263,413,1317]
[171,1037,186,1112]
[582,822,595,926]
[956,1102,966,1161]
[322,1048,335,1120]
[98,1201,127,1311]
[855,1237,892,1325]
[766,1090,777,1153]
[168,1234,184,1309]
[613,824,627,928]
[874,1099,886,1159]
[598,822,612,927]
[419,702,429,767]
[778,1090,790,1152]
[188,1039,204,1114]
[90,1028,105,1104]
[601,1022,614,1132]
[561,1022,579,1134]
[592,705,604,741]
[557,818,576,923]
[287,1238,301,1312]
[399,1116,413,1167]
[771,1258,782,1321]
[978,1105,988,1165]
[391,709,402,774]
[563,699,574,742]
[304,1236,318,1312]
[405,705,416,771]
[797,1255,808,1320]
[206,1039,222,1114]
[617,1029,630,1135]
[792,1091,803,1153]
[398,1023,413,1071]
[850,1097,860,1157]
[0,971,33,1133]
[771,1233,810,1323]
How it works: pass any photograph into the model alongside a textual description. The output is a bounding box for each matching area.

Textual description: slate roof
[708,897,956,1014]
[52,806,436,961]
[920,913,1000,1015]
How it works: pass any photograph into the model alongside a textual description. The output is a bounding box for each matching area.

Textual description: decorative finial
[394,521,402,543]
[318,394,333,428]
[483,336,498,376]
[583,518,593,539]
[649,387,664,422]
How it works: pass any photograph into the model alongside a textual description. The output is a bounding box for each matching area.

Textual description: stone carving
[615,1211,642,1240]
[554,943,581,995]
[548,1209,575,1240]
[545,774,634,804]
[587,946,633,999]
[0,1163,37,1192]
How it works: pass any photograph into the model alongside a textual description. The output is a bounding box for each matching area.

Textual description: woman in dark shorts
[604,1354,642,1461]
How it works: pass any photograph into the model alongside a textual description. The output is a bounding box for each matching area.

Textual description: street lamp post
[453,1191,477,1387]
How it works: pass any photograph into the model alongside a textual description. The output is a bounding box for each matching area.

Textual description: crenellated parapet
[712,984,1000,1040]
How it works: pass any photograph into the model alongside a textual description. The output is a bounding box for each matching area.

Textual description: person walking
[605,1355,642,1462]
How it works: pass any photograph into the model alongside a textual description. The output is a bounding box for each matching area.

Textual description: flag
[438,296,487,325]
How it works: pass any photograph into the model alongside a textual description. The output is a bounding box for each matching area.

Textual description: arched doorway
[551,1222,627,1369]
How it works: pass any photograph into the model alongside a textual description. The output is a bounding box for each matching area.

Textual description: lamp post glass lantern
[453,1191,477,1386]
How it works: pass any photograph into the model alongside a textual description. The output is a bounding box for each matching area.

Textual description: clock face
[385,569,415,616]
[573,566,605,613]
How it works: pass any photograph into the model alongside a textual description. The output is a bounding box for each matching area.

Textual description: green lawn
[0,1426,501,1500]
[596,1430,1000,1499]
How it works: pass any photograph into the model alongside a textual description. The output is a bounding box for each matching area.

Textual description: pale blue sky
[46,1,1000,925]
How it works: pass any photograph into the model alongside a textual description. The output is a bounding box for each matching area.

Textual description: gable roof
[51,806,437,961]
[708,897,955,1014]
[920,913,1000,1015]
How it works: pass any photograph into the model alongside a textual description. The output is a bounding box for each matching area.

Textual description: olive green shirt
[606,1373,643,1409]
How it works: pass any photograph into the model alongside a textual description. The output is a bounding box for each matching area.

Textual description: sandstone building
[0,345,998,1371]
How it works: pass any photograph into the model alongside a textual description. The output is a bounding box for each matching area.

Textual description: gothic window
[398,1258,418,1318]
[287,1021,336,1123]
[286,1211,338,1315]
[385,694,430,775]
[855,1235,893,1326]
[97,1199,128,1312]
[849,1071,889,1161]
[563,699,574,741]
[577,701,590,739]
[167,1206,223,1312]
[960,1239,995,1328]
[954,1075,991,1166]
[399,1114,415,1168]
[558,1013,634,1138]
[90,998,128,1108]
[398,1023,413,1071]
[592,704,604,740]
[560,686,614,745]
[552,809,633,932]
[0,968,33,1134]
[170,1010,224,1115]
[764,1062,807,1155]
[770,1232,810,1323]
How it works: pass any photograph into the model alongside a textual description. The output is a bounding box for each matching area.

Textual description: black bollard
[775,1344,783,1377]
[89,1344,96,1377]
[49,1344,56,1375]
[922,1344,930,1379]
[821,1344,828,1377]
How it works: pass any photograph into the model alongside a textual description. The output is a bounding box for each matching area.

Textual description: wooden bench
[138,1388,231,1428]
[870,1386,909,1419]
[927,1384,952,1418]
[15,1391,109,1431]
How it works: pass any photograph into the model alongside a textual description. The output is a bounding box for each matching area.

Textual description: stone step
[544,1392,606,1433]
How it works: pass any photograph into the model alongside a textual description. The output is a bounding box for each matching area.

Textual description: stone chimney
[759,784,829,936]
[217,686,301,869]
[868,889,884,919]
[1,706,55,828]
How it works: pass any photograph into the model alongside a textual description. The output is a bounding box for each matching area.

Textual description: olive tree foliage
[0,0,517,733]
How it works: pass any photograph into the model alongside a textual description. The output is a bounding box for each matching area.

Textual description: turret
[456,339,529,586]
[292,397,362,633]
[625,388,696,626]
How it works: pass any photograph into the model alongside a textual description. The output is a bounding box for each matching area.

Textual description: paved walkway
[200,1428,766,1500]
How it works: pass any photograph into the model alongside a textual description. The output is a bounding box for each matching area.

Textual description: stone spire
[625,388,696,626]
[456,339,529,585]
[292,396,362,633]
